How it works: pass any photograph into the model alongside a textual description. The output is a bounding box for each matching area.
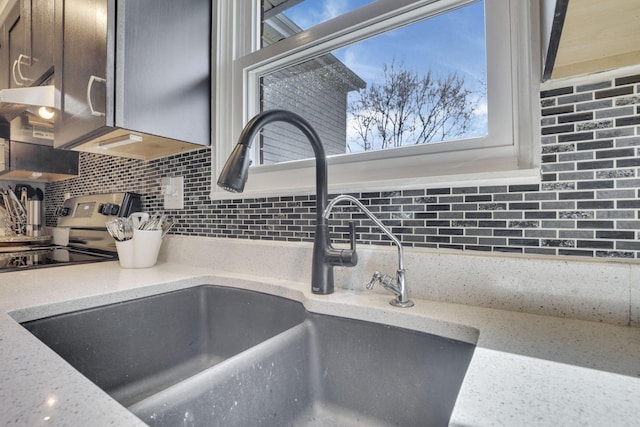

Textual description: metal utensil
[128,212,149,230]
[105,219,121,241]
[139,214,165,231]
[121,218,133,240]
[3,187,26,235]
[20,187,27,206]
[105,217,134,242]
[161,217,175,237]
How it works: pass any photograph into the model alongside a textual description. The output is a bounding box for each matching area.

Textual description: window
[262,0,377,47]
[211,0,540,200]
[260,1,487,164]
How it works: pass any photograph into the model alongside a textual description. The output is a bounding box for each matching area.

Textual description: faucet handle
[340,221,358,267]
[366,271,382,290]
[348,221,357,252]
[366,271,397,291]
[325,221,358,268]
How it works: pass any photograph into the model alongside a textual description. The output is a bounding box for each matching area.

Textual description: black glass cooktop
[0,246,116,272]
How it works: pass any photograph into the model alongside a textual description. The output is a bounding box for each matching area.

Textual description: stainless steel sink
[21,286,306,406]
[21,285,475,426]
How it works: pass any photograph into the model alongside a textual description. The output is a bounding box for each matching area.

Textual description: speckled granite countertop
[1,260,639,426]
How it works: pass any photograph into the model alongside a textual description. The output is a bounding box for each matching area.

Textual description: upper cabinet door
[7,5,27,88]
[25,0,54,84]
[0,4,20,89]
[52,0,210,156]
[3,0,55,88]
[115,0,210,146]
[54,0,114,148]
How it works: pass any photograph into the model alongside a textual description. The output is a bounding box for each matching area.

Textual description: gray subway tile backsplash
[45,70,640,259]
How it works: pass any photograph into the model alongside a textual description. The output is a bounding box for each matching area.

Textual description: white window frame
[211,0,541,200]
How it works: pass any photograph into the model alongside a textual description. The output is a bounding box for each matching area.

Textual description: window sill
[210,146,540,200]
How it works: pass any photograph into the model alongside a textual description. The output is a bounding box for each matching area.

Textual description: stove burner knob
[55,207,70,216]
[99,203,120,216]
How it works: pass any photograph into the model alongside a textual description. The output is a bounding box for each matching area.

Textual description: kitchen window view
[215,0,531,198]
[260,0,488,165]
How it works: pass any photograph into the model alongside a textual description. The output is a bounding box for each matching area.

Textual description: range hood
[0,138,79,182]
[0,85,54,121]
[0,87,79,183]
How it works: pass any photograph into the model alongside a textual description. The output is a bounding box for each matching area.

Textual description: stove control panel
[54,207,70,217]
[57,192,142,229]
[98,203,120,216]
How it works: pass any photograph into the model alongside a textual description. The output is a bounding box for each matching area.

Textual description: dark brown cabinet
[53,0,211,160]
[0,0,210,161]
[0,0,54,89]
[54,0,110,147]
[23,0,55,84]
[7,4,25,88]
[0,3,21,89]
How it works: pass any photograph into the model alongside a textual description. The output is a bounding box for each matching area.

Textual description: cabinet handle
[11,60,23,86]
[87,75,107,117]
[12,54,34,87]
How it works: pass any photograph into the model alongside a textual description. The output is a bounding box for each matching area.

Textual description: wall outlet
[161,176,184,209]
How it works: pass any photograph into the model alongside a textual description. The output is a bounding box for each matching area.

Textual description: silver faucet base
[390,298,414,308]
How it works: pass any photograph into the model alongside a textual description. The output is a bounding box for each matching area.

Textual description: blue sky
[284,0,486,86]
[282,0,488,145]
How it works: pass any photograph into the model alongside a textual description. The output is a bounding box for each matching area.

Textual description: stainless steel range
[0,192,141,272]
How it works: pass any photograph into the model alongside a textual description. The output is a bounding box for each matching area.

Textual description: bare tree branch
[349,61,478,151]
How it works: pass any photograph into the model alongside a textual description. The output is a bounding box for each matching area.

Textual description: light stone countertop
[1,260,639,426]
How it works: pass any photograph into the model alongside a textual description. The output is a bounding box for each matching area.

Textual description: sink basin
[21,285,475,426]
[21,286,306,406]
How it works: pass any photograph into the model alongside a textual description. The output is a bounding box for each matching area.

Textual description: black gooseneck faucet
[217,109,357,295]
